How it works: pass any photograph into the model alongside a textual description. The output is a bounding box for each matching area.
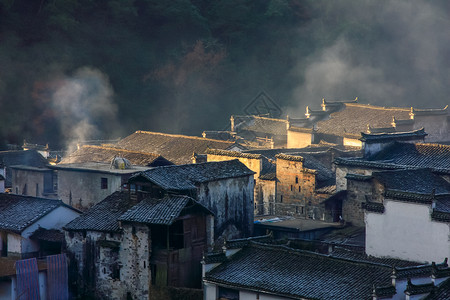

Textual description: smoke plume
[52,67,118,153]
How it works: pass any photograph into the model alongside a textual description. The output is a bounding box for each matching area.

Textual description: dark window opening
[132,226,136,236]
[101,177,108,189]
[290,185,293,191]
[295,176,298,184]
[280,195,283,203]
[299,186,301,192]
[169,220,184,249]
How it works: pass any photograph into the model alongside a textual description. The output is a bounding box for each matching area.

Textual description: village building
[113,130,244,165]
[0,193,80,259]
[203,237,450,300]
[60,144,174,167]
[64,191,213,299]
[287,98,450,148]
[48,159,149,211]
[357,169,450,263]
[0,150,48,193]
[127,159,255,241]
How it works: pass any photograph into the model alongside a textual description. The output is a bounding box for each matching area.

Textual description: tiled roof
[119,195,211,225]
[64,191,136,232]
[423,278,450,300]
[404,279,436,295]
[315,103,411,136]
[205,242,394,300]
[224,235,273,249]
[372,169,450,195]
[330,246,423,268]
[0,150,48,187]
[233,115,288,136]
[0,193,70,234]
[114,130,235,165]
[131,160,255,191]
[336,142,450,173]
[60,145,173,167]
[360,128,427,143]
[275,153,304,162]
[203,252,228,264]
[362,202,385,213]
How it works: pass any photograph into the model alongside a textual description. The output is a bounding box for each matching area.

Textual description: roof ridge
[345,103,411,111]
[206,148,262,159]
[134,130,234,144]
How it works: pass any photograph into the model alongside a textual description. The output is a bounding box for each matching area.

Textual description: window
[280,195,283,203]
[299,186,301,192]
[101,177,108,189]
[290,185,293,191]
[295,176,298,184]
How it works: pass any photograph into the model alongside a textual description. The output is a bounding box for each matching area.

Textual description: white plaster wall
[7,234,22,255]
[366,200,450,263]
[203,282,217,300]
[19,206,80,255]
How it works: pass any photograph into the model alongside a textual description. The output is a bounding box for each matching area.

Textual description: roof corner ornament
[366,124,371,133]
[391,116,396,128]
[305,106,310,118]
[354,97,358,102]
[321,98,326,111]
[409,107,415,120]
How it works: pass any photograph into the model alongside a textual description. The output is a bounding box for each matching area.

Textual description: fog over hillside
[0,0,448,149]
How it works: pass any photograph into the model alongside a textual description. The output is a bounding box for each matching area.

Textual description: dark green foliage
[0,0,448,150]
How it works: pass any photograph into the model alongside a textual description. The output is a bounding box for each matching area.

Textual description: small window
[295,176,298,184]
[290,185,293,191]
[101,178,108,189]
[280,195,283,203]
[299,186,301,192]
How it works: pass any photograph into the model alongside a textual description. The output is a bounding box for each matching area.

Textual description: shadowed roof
[0,150,48,187]
[205,242,395,300]
[114,130,235,165]
[130,160,255,191]
[0,193,77,234]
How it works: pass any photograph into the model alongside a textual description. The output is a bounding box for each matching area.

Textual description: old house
[48,159,149,211]
[127,159,255,241]
[60,144,173,167]
[203,238,450,300]
[359,169,450,263]
[287,98,450,147]
[113,130,243,165]
[0,193,80,259]
[64,191,213,299]
[205,149,275,216]
[0,150,48,193]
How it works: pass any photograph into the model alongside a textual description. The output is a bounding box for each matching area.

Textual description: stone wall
[275,157,316,217]
[343,178,373,226]
[257,179,276,215]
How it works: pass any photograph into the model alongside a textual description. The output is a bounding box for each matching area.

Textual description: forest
[0,0,449,150]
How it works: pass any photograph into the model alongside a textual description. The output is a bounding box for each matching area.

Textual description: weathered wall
[207,154,262,216]
[343,137,362,148]
[275,158,316,217]
[57,170,123,210]
[366,200,450,263]
[336,165,375,192]
[12,169,45,197]
[197,176,254,240]
[257,180,276,215]
[343,178,373,227]
[287,130,312,149]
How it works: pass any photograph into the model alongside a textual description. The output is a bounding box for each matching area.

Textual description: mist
[290,0,450,114]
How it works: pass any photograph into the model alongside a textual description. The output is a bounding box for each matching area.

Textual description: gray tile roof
[233,115,288,136]
[372,169,450,195]
[205,242,395,300]
[360,128,427,143]
[131,160,255,191]
[336,142,450,173]
[423,278,450,300]
[60,145,173,167]
[114,130,235,165]
[64,191,136,232]
[65,192,211,231]
[0,150,48,187]
[0,193,70,234]
[119,195,211,225]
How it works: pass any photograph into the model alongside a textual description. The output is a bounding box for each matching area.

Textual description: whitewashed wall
[366,200,450,263]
